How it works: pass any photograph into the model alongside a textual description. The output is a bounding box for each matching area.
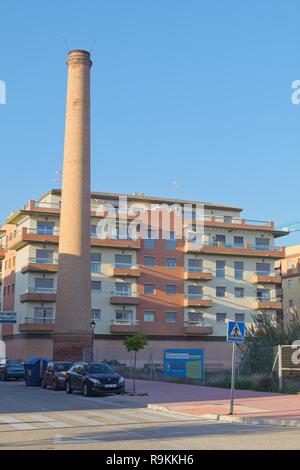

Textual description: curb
[147,404,300,428]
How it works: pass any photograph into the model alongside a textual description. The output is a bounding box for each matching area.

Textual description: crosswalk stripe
[86,410,135,424]
[54,413,106,427]
[0,415,36,430]
[25,414,55,422]
[46,421,71,428]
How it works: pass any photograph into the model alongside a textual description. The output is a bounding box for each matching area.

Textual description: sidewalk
[107,379,300,427]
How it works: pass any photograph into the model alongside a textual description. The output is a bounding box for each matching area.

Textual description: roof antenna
[90,40,96,54]
[63,37,70,52]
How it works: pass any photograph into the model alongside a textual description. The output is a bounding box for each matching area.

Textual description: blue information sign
[227,321,245,343]
[164,349,205,381]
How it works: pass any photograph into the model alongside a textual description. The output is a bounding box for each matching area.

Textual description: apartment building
[277,245,300,323]
[0,189,286,366]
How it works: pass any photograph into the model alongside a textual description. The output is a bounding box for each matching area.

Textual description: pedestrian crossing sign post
[227,320,245,415]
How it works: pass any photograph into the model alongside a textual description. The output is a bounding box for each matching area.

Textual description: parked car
[0,359,25,381]
[42,361,73,390]
[65,361,125,397]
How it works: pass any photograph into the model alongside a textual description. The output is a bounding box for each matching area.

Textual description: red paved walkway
[109,379,300,424]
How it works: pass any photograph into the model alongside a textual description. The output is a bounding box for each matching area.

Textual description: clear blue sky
[1,0,300,245]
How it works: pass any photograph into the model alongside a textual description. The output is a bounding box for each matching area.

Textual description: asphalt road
[0,380,300,450]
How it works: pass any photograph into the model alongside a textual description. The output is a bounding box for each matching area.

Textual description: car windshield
[86,363,113,374]
[7,360,22,365]
[54,363,72,372]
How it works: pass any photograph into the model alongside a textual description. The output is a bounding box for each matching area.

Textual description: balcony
[184,321,213,335]
[110,292,140,305]
[91,236,141,250]
[0,245,5,260]
[252,273,281,284]
[253,298,283,309]
[20,288,56,303]
[21,257,58,274]
[184,296,213,307]
[184,269,213,281]
[110,319,140,334]
[19,317,55,334]
[113,264,141,277]
[8,227,59,250]
[185,241,285,258]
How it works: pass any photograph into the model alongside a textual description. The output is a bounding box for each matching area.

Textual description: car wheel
[41,379,47,389]
[53,380,58,391]
[66,381,73,394]
[82,383,90,397]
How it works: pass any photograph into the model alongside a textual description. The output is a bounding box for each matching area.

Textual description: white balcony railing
[23,317,55,324]
[111,319,139,326]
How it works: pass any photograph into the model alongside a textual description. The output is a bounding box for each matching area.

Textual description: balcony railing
[184,320,211,327]
[28,257,58,265]
[111,291,139,298]
[256,271,278,277]
[26,287,56,294]
[111,319,139,326]
[113,263,139,269]
[35,201,61,209]
[23,317,55,324]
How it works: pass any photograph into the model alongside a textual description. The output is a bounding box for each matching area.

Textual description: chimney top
[66,49,92,67]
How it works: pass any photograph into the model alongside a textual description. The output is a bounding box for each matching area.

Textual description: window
[166,284,177,295]
[234,261,244,280]
[235,287,244,298]
[91,280,102,292]
[234,236,244,247]
[188,285,203,298]
[37,221,55,235]
[255,238,270,250]
[235,313,245,322]
[115,310,133,323]
[91,224,98,238]
[144,256,156,266]
[257,289,270,301]
[165,231,176,250]
[34,307,53,323]
[224,216,232,223]
[36,249,54,264]
[165,257,177,268]
[3,287,6,297]
[115,254,132,268]
[7,286,10,295]
[213,234,226,245]
[188,258,202,272]
[91,252,101,273]
[216,286,226,297]
[144,284,156,294]
[216,260,225,278]
[288,280,293,288]
[34,278,54,292]
[216,312,226,323]
[91,309,101,321]
[187,312,204,323]
[165,311,177,323]
[256,263,270,276]
[115,282,131,296]
[144,311,155,322]
[144,239,156,249]
[11,284,14,295]
[289,299,294,308]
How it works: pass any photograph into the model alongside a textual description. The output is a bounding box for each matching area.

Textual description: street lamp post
[90,320,96,362]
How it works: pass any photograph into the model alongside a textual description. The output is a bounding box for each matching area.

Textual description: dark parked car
[65,362,125,397]
[0,359,25,381]
[42,361,73,390]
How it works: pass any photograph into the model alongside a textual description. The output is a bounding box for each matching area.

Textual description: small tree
[245,311,300,373]
[123,333,148,395]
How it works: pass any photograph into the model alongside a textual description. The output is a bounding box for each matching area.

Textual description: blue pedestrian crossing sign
[227,321,245,343]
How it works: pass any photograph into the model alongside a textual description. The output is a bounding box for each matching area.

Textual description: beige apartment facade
[278,245,300,324]
[0,190,286,367]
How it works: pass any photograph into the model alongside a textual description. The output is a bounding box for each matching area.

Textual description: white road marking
[0,415,36,430]
[54,413,106,427]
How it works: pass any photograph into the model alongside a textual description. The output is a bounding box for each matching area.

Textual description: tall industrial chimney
[53,50,92,361]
